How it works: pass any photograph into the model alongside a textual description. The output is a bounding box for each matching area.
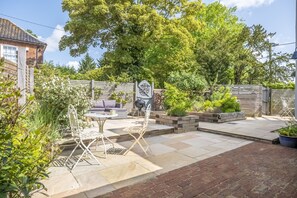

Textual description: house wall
[0,40,45,67]
[0,40,45,103]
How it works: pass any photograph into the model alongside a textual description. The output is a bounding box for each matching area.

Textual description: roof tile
[0,18,47,46]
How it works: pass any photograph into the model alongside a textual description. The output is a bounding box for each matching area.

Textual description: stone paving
[199,115,289,142]
[35,131,251,198]
[34,116,294,198]
[101,142,297,198]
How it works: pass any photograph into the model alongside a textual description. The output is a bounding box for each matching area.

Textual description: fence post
[151,82,154,111]
[29,67,34,94]
[134,81,138,106]
[91,79,94,100]
[17,47,26,105]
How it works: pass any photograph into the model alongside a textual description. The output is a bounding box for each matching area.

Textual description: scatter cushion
[93,100,104,108]
[103,100,116,108]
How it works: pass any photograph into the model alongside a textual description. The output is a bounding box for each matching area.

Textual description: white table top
[84,113,118,119]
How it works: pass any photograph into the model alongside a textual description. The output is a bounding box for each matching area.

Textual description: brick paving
[99,142,297,198]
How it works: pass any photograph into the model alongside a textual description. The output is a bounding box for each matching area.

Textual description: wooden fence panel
[270,89,294,115]
[70,80,135,112]
[230,85,263,117]
[2,59,17,77]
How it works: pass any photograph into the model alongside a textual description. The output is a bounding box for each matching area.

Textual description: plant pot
[279,135,297,148]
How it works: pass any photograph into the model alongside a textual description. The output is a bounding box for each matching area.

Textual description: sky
[0,0,295,70]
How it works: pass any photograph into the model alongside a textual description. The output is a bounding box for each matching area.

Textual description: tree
[235,25,294,84]
[78,53,97,74]
[193,2,244,93]
[60,0,203,85]
[26,29,38,38]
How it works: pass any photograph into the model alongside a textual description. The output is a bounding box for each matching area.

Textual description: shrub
[164,83,192,116]
[0,69,57,197]
[201,86,240,113]
[35,76,91,132]
[263,82,294,89]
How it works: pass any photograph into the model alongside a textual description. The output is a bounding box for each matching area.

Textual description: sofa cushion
[103,100,116,108]
[90,107,105,111]
[105,107,127,112]
[93,100,104,108]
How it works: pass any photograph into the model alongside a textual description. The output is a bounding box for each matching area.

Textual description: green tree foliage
[193,2,244,92]
[59,0,293,88]
[35,61,76,81]
[26,29,38,38]
[233,25,294,85]
[167,71,206,99]
[60,0,203,85]
[78,53,97,74]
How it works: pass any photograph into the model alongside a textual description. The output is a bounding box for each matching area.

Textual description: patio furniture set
[64,104,151,170]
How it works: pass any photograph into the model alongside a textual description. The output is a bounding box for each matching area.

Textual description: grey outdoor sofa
[89,100,128,119]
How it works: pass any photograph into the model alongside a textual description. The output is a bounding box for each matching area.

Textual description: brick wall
[0,40,45,67]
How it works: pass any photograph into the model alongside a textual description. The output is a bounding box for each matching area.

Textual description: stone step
[198,127,279,144]
[60,126,175,150]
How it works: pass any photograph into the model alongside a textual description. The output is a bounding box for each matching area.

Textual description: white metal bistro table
[84,113,118,157]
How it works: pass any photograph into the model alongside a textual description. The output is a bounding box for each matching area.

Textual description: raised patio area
[199,115,290,143]
[34,115,290,198]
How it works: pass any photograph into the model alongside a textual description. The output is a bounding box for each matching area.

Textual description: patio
[35,116,289,198]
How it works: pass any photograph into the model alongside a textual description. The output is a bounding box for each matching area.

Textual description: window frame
[0,44,18,63]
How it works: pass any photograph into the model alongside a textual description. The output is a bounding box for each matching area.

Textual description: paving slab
[34,131,251,198]
[100,142,297,198]
[199,115,290,143]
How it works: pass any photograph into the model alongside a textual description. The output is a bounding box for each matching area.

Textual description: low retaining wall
[189,112,245,123]
[155,114,199,133]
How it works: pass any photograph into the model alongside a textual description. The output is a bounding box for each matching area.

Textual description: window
[2,45,18,63]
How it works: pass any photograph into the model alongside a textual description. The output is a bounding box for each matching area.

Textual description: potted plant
[278,120,297,148]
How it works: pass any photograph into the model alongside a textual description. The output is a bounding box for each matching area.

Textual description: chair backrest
[68,104,80,138]
[142,104,151,130]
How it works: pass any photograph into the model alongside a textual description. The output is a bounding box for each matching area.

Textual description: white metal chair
[123,104,151,156]
[64,105,102,170]
[279,97,294,117]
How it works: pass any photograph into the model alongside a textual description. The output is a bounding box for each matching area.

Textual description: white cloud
[66,61,80,70]
[43,25,65,52]
[221,0,274,9]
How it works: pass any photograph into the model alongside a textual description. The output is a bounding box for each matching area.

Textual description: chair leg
[83,141,101,165]
[71,146,88,170]
[70,139,101,170]
[124,135,149,156]
[104,135,115,148]
[101,136,107,159]
[141,137,151,153]
[136,140,148,156]
[123,138,139,155]
[64,143,80,166]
